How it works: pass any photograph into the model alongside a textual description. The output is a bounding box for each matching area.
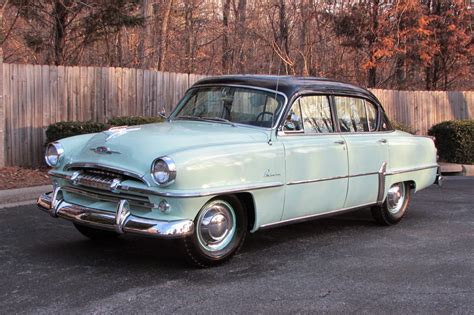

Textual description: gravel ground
[0,178,472,314]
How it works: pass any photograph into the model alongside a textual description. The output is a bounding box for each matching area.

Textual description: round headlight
[45,142,64,167]
[151,156,176,186]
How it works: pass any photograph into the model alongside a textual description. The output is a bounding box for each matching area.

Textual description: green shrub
[391,121,417,135]
[45,121,108,143]
[107,116,164,126]
[45,116,164,143]
[428,120,474,164]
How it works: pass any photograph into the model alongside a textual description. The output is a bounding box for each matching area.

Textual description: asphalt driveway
[0,178,472,314]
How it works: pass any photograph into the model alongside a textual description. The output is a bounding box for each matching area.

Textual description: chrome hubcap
[387,183,406,214]
[196,201,236,253]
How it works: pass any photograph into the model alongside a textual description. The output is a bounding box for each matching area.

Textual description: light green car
[37,76,442,267]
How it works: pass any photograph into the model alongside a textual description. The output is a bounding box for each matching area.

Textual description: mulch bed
[0,167,51,190]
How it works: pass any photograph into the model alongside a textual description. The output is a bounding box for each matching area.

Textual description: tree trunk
[222,0,231,74]
[368,67,377,88]
[0,0,8,63]
[395,56,405,89]
[367,0,379,88]
[236,0,247,73]
[52,0,68,65]
[278,0,289,58]
[138,0,154,69]
[183,0,195,73]
[158,0,173,71]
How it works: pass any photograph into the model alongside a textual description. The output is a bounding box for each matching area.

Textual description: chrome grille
[63,186,156,209]
[75,170,120,191]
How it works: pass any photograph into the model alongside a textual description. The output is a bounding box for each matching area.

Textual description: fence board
[1,63,473,167]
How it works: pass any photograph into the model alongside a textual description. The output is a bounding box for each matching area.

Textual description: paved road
[1,178,473,314]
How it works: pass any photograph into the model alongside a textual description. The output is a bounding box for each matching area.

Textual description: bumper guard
[37,188,194,239]
[434,167,444,187]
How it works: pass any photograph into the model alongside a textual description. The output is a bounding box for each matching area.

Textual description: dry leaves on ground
[0,167,50,190]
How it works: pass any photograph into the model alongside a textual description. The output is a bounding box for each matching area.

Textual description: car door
[279,95,349,221]
[334,96,389,208]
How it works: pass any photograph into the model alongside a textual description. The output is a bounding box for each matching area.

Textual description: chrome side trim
[37,192,194,239]
[259,202,376,230]
[288,175,347,185]
[119,182,284,198]
[287,171,378,186]
[385,164,438,176]
[64,163,151,186]
[377,162,387,205]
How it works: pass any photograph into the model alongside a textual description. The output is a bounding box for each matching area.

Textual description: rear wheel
[73,223,119,241]
[371,182,411,226]
[181,195,248,268]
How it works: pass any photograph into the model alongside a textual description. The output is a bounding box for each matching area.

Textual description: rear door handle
[378,139,388,144]
[334,140,345,145]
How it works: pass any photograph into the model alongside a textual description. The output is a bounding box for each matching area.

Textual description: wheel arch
[406,180,416,192]
[234,192,256,232]
[202,192,256,232]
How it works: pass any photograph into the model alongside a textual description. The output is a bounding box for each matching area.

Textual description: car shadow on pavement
[243,207,377,254]
[29,208,377,271]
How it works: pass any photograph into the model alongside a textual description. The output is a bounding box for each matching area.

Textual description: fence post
[0,59,4,167]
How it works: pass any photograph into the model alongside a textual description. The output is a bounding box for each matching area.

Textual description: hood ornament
[90,146,121,155]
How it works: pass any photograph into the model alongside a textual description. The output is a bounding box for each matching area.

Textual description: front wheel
[371,182,411,226]
[181,196,248,268]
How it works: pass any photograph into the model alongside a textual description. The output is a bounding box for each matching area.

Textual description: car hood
[67,121,270,175]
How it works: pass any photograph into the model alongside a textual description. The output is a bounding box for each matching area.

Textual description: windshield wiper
[202,117,236,126]
[175,115,235,126]
[174,115,207,122]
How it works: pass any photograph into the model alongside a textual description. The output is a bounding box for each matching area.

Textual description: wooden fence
[0,62,472,167]
[1,63,206,167]
[371,89,473,135]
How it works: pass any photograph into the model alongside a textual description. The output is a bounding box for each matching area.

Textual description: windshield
[171,86,285,128]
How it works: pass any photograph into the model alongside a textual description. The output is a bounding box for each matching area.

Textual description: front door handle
[334,140,345,145]
[378,139,388,144]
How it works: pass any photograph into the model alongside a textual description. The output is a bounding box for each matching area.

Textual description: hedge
[45,116,165,143]
[107,116,164,126]
[45,121,108,143]
[391,121,417,135]
[428,120,474,164]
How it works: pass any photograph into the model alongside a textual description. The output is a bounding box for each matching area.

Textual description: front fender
[169,142,285,191]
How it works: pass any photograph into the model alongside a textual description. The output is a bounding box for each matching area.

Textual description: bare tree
[1,0,472,90]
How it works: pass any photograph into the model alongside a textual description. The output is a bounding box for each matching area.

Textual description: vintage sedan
[37,76,442,267]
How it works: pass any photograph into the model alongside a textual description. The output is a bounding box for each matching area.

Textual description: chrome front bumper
[37,189,194,239]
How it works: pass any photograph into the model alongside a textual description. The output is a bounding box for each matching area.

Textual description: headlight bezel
[45,142,65,167]
[151,156,177,186]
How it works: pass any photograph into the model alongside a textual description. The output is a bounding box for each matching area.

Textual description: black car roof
[193,75,380,104]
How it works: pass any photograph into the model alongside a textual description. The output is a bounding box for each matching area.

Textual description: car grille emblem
[90,146,121,155]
